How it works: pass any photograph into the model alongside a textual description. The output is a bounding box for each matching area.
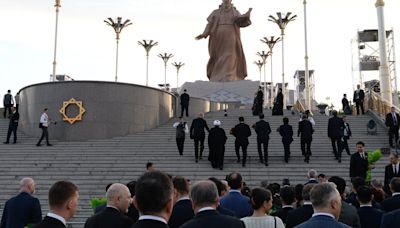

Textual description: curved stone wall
[18,81,176,141]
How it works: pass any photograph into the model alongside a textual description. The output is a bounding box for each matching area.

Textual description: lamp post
[257,51,270,108]
[138,40,158,86]
[261,36,281,108]
[104,17,132,82]
[303,0,311,111]
[254,60,264,86]
[51,0,61,82]
[375,0,392,104]
[269,12,297,108]
[158,53,174,91]
[172,62,185,92]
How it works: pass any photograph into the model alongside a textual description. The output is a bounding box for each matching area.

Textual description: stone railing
[365,91,396,118]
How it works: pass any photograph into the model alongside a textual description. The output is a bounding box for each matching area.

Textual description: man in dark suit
[356,185,383,228]
[286,184,315,228]
[231,116,251,167]
[298,114,314,163]
[132,171,173,228]
[168,176,194,228]
[349,141,369,180]
[384,152,400,194]
[180,89,190,117]
[272,186,295,225]
[342,94,350,114]
[381,177,400,212]
[328,176,361,228]
[253,114,271,166]
[342,116,352,155]
[3,89,13,118]
[190,113,210,162]
[84,183,133,228]
[385,106,400,148]
[328,110,344,162]
[32,181,79,228]
[273,88,284,115]
[180,180,245,228]
[1,178,42,228]
[208,177,236,217]
[279,117,293,163]
[296,183,349,228]
[220,172,253,218]
[3,107,19,144]
[353,84,365,115]
[380,208,400,228]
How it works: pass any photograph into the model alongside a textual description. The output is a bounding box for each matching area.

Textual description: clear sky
[1,0,399,107]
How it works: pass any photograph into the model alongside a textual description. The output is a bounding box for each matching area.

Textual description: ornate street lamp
[104,17,132,82]
[257,51,271,108]
[51,0,62,82]
[303,0,311,110]
[172,62,185,92]
[138,40,158,86]
[269,12,297,108]
[254,60,264,86]
[261,36,281,108]
[158,53,174,91]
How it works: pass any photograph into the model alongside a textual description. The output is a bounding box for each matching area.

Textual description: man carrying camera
[36,108,53,146]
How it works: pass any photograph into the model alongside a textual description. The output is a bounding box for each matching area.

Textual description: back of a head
[184,89,187,92]
[189,180,219,208]
[259,114,264,119]
[49,181,78,210]
[173,176,189,195]
[328,176,346,196]
[307,169,317,179]
[280,186,295,205]
[267,183,281,195]
[390,177,400,193]
[310,183,338,210]
[135,171,173,214]
[283,117,289,124]
[250,187,272,210]
[352,177,366,191]
[126,181,137,197]
[332,110,338,116]
[209,177,225,197]
[239,116,244,122]
[20,177,35,193]
[106,183,130,207]
[356,185,373,204]
[295,184,304,202]
[302,114,308,120]
[302,184,315,201]
[227,172,242,190]
[146,162,153,170]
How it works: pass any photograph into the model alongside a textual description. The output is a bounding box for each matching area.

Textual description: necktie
[393,114,397,125]
[395,165,398,175]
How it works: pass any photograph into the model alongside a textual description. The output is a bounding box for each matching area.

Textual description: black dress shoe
[265,163,269,167]
[338,158,342,163]
[242,164,246,167]
[195,159,198,163]
[36,144,41,146]
[47,144,53,146]
[3,142,9,144]
[236,159,241,163]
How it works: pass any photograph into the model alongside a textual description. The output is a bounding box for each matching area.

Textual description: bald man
[0,177,42,228]
[84,183,134,228]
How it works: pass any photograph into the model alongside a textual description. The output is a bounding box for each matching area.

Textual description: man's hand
[195,34,206,40]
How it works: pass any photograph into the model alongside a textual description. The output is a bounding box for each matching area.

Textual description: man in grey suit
[328,176,361,228]
[296,183,350,228]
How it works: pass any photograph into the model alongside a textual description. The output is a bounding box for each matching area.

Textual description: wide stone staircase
[0,108,390,227]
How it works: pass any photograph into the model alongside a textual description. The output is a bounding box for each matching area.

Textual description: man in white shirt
[32,181,79,228]
[36,108,52,146]
[296,183,349,227]
[132,171,174,228]
[384,152,400,194]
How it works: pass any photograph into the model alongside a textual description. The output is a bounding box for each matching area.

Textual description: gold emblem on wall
[59,98,86,124]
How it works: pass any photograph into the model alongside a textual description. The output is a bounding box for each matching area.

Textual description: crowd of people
[2,167,400,228]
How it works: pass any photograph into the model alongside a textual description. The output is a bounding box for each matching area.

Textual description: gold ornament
[59,98,86,124]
